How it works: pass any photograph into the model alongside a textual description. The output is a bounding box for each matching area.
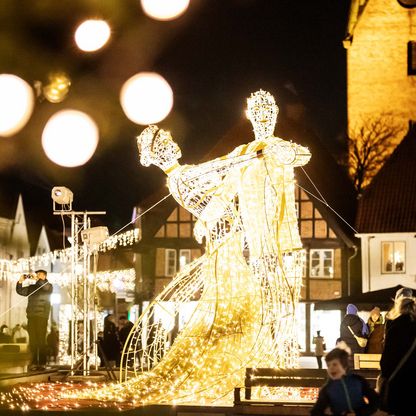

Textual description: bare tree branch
[347,114,404,194]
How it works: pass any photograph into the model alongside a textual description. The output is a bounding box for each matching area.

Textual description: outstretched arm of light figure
[192,170,239,242]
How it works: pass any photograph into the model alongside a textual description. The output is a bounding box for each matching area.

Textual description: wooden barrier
[234,367,380,406]
[353,353,381,370]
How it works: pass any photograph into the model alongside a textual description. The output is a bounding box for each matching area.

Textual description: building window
[179,249,191,270]
[408,41,416,75]
[381,242,405,273]
[310,249,334,278]
[165,249,177,276]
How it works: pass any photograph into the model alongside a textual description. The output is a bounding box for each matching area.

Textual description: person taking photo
[16,269,52,371]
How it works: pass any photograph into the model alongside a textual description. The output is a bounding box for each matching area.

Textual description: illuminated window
[310,249,334,278]
[381,242,405,273]
[165,249,177,276]
[179,249,191,270]
[408,41,416,75]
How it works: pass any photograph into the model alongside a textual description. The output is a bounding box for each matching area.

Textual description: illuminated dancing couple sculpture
[81,90,310,404]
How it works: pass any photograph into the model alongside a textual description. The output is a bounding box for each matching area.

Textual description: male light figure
[233,90,311,366]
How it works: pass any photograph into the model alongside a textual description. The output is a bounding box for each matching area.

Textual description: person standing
[312,330,326,369]
[385,287,413,332]
[366,307,385,354]
[340,303,368,356]
[46,322,59,364]
[102,314,120,367]
[380,297,416,415]
[16,270,52,370]
[118,315,134,352]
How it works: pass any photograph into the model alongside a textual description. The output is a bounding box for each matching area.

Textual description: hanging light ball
[43,72,71,103]
[42,110,99,167]
[141,0,190,21]
[74,19,111,52]
[120,72,173,125]
[0,74,35,137]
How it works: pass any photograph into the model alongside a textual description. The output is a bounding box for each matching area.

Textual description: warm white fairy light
[140,0,190,21]
[42,110,99,167]
[0,74,34,137]
[120,72,173,125]
[3,268,135,293]
[67,90,311,405]
[74,19,111,52]
[0,228,140,274]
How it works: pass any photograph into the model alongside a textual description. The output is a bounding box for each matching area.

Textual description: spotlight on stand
[81,226,109,251]
[52,186,73,211]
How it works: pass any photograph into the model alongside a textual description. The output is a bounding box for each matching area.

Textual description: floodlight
[52,186,73,204]
[81,226,109,250]
[52,186,73,211]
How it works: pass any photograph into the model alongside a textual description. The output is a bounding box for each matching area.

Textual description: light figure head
[246,89,279,140]
[137,125,182,171]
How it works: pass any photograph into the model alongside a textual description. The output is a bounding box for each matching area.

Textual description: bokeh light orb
[0,74,35,137]
[141,0,190,21]
[120,72,173,125]
[74,19,111,52]
[42,110,99,167]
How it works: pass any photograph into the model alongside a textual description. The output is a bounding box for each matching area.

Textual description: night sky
[0,0,350,235]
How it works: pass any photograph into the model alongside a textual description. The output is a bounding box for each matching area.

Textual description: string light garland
[0,382,318,411]
[0,228,140,274]
[67,90,311,405]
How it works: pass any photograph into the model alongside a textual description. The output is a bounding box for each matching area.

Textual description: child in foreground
[310,348,381,416]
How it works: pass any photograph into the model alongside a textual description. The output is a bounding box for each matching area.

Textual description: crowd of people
[311,287,416,416]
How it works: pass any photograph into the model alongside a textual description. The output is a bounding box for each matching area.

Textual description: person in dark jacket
[0,325,12,343]
[118,315,134,351]
[380,297,416,416]
[340,304,368,356]
[46,322,59,364]
[311,348,380,416]
[102,314,120,367]
[16,270,52,370]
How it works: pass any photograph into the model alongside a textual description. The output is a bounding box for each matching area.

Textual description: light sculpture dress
[76,90,311,404]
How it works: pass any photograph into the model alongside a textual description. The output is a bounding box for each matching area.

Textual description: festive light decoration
[0,74,34,137]
[70,90,311,404]
[120,72,173,125]
[0,382,318,411]
[0,228,140,274]
[140,0,190,21]
[42,72,71,103]
[74,19,111,52]
[0,266,135,293]
[42,109,99,167]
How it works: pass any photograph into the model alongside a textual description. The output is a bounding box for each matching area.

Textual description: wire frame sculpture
[71,90,311,404]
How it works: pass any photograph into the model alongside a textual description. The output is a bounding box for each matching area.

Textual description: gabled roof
[139,110,357,248]
[343,0,370,47]
[356,123,416,233]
